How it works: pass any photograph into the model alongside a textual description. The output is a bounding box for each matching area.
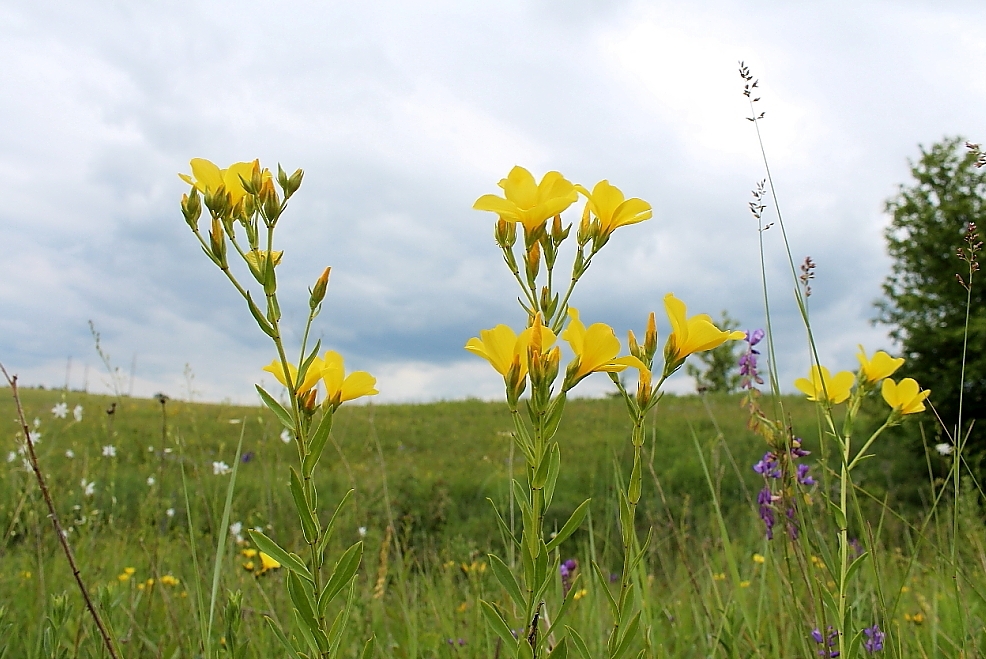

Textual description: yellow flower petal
[795,366,854,404]
[474,166,578,232]
[857,346,904,384]
[882,378,930,414]
[320,351,378,405]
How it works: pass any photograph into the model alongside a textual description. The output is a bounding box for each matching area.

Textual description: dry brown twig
[0,362,121,659]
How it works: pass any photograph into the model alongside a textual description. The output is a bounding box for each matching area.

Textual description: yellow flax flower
[263,356,322,394]
[464,323,557,380]
[562,308,646,388]
[473,166,579,232]
[258,552,281,574]
[575,180,652,237]
[856,346,904,384]
[179,159,257,208]
[244,249,283,272]
[320,351,378,406]
[663,294,745,373]
[881,378,930,415]
[160,575,180,587]
[794,366,855,404]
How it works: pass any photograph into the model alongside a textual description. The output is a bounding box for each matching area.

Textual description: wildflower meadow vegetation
[2,65,984,659]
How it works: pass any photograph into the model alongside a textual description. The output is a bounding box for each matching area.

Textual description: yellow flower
[794,366,855,404]
[573,588,588,601]
[179,159,257,208]
[258,552,280,573]
[575,180,652,237]
[712,572,726,582]
[320,351,378,406]
[263,356,322,394]
[464,323,557,380]
[242,561,255,572]
[752,554,765,564]
[562,308,646,387]
[241,548,258,558]
[160,575,179,587]
[473,166,579,232]
[881,378,930,415]
[856,346,904,384]
[663,294,745,372]
[739,580,751,588]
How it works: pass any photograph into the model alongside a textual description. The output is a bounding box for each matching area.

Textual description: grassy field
[0,386,975,658]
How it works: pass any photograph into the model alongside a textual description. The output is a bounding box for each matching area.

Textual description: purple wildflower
[862,625,884,653]
[740,329,765,389]
[560,558,578,596]
[241,451,254,463]
[753,452,781,479]
[758,487,775,540]
[786,506,799,540]
[850,538,864,558]
[790,437,810,458]
[811,627,839,657]
[797,463,816,486]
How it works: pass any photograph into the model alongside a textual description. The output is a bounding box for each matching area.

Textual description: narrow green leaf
[547,638,568,659]
[287,572,319,637]
[512,414,536,464]
[317,489,354,568]
[297,340,322,389]
[546,499,590,553]
[619,491,634,547]
[591,560,619,618]
[487,498,520,549]
[359,635,376,659]
[612,611,641,659]
[543,393,567,441]
[247,530,314,583]
[302,411,333,477]
[546,574,582,639]
[532,451,552,488]
[543,443,562,509]
[263,616,300,659]
[327,580,356,655]
[489,554,525,608]
[848,628,864,659]
[512,479,533,518]
[827,498,847,530]
[630,528,653,572]
[819,584,839,619]
[845,551,869,584]
[318,541,363,615]
[627,454,642,504]
[565,627,592,659]
[246,291,277,337]
[256,385,295,432]
[516,638,534,659]
[289,467,319,543]
[480,600,517,648]
[291,609,321,657]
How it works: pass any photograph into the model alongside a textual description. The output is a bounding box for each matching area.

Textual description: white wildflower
[28,431,41,445]
[163,448,173,454]
[229,521,244,543]
[73,405,83,422]
[102,445,116,457]
[32,417,41,429]
[147,476,155,486]
[228,419,241,424]
[148,446,154,452]
[280,429,292,444]
[21,459,32,472]
[52,402,68,418]
[166,508,175,518]
[212,461,231,475]
[6,452,15,463]
[358,526,367,538]
[935,443,953,456]
[65,450,75,459]
[81,479,96,497]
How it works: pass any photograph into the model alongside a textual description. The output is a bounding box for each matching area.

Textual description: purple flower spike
[863,625,884,653]
[797,463,816,486]
[753,452,781,479]
[811,626,840,657]
[747,329,765,346]
[758,487,775,540]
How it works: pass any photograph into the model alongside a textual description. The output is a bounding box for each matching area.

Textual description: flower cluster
[560,558,578,597]
[263,349,377,411]
[810,627,839,657]
[754,438,814,540]
[739,329,764,389]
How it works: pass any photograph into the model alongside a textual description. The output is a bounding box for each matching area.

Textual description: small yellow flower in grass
[160,575,179,587]
[575,180,652,239]
[856,346,904,384]
[904,612,924,625]
[712,572,726,582]
[739,580,751,588]
[900,586,910,593]
[882,378,930,415]
[473,166,579,233]
[752,554,765,564]
[242,561,255,572]
[21,571,32,580]
[573,588,588,601]
[794,366,855,404]
[320,351,379,407]
[562,308,647,389]
[241,548,258,559]
[263,357,322,395]
[457,601,470,613]
[662,294,745,375]
[117,567,136,582]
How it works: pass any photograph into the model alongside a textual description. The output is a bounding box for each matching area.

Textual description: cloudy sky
[2,1,984,404]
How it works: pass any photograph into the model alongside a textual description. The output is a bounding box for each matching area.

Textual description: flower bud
[577,204,592,246]
[204,186,231,221]
[310,267,331,310]
[506,355,525,408]
[277,165,304,199]
[210,218,227,267]
[644,312,658,362]
[495,218,517,249]
[543,346,561,385]
[628,330,642,361]
[181,190,202,231]
[636,368,652,409]
[301,388,318,413]
[525,241,541,285]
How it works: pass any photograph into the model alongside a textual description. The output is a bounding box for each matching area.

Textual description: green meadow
[2,385,969,658]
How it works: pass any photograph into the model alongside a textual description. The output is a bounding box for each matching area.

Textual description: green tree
[878,137,986,456]
[685,310,742,393]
